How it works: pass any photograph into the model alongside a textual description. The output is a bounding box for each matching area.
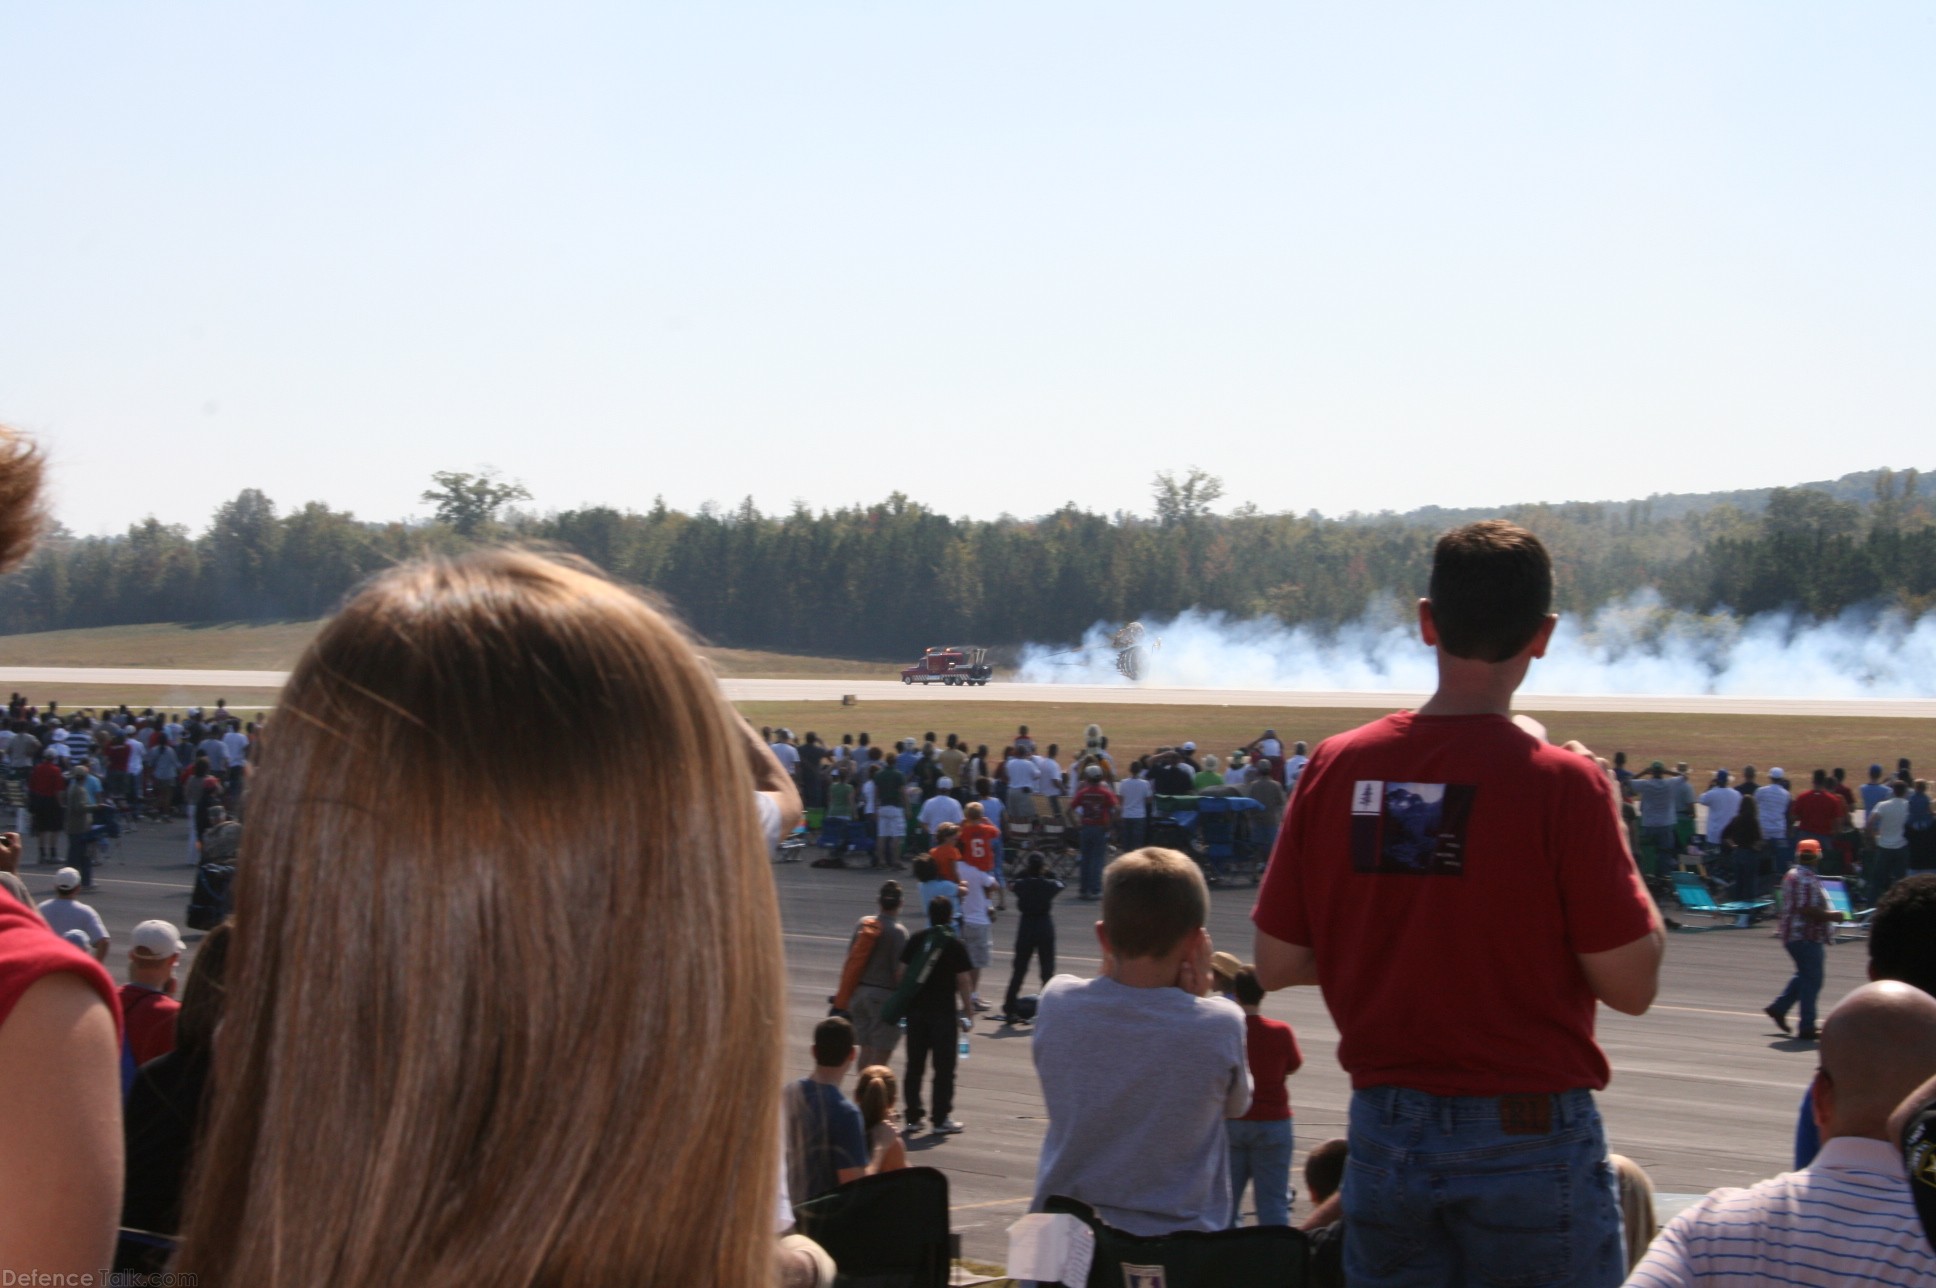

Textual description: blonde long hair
[173,550,785,1287]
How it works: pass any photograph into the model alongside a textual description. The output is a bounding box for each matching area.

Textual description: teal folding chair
[1670,870,1773,927]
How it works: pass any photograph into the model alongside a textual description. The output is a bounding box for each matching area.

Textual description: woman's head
[854,1065,898,1131]
[176,549,784,1288]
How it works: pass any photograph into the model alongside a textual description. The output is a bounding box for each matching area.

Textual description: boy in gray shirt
[1030,847,1250,1235]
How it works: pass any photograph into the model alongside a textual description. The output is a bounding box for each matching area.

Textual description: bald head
[1816,981,1936,1143]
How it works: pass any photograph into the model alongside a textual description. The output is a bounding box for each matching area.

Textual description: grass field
[0,620,883,679]
[735,699,1936,780]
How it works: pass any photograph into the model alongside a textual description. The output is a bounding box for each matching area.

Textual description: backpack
[879,927,953,1026]
[831,916,881,1013]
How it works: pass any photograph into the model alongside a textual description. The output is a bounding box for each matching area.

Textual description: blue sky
[4,3,1931,535]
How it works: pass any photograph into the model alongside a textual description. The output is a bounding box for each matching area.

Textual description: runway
[6,665,1926,717]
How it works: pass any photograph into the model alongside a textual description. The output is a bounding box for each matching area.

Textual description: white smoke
[1014,591,1936,698]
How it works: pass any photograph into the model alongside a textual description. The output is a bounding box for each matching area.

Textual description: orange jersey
[959,821,1001,872]
[929,843,962,883]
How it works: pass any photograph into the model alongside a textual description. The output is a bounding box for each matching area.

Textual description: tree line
[3,467,1933,658]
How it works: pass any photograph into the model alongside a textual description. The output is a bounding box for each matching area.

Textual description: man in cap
[37,868,107,961]
[1766,839,1842,1041]
[121,919,185,1068]
[1633,982,1936,1285]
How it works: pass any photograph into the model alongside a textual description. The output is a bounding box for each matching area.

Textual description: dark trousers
[66,830,92,887]
[1004,916,1056,1013]
[903,1010,958,1125]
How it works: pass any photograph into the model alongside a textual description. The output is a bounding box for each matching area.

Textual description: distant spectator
[26,753,65,863]
[872,753,907,870]
[1116,766,1153,852]
[1756,769,1793,869]
[785,1018,868,1209]
[1910,780,1936,875]
[1765,839,1841,1042]
[198,805,241,866]
[38,868,107,960]
[1631,762,1679,876]
[912,856,960,928]
[1067,765,1120,900]
[1000,853,1064,1022]
[898,895,974,1137]
[1697,770,1739,851]
[124,922,233,1235]
[1242,767,1287,865]
[1283,741,1310,792]
[927,822,963,884]
[1867,779,1912,902]
[957,860,1004,1013]
[958,802,1001,875]
[837,881,908,1073]
[854,1065,908,1175]
[61,768,94,888]
[1630,982,1936,1285]
[120,920,185,1073]
[1226,967,1301,1228]
[1031,848,1249,1235]
[917,778,963,837]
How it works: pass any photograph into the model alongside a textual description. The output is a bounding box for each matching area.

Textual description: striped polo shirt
[1628,1136,1936,1286]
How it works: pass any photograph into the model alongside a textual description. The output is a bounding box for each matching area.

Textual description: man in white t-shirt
[1698,771,1741,851]
[769,732,800,776]
[1033,748,1064,822]
[958,863,1005,1011]
[1117,769,1153,851]
[1004,751,1038,822]
[1757,770,1794,867]
[1868,780,1913,902]
[1283,742,1310,792]
[918,778,964,837]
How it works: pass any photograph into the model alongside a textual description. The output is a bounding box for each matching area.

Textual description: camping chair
[1040,1196,1308,1288]
[1670,870,1773,927]
[1819,876,1874,942]
[793,1165,951,1288]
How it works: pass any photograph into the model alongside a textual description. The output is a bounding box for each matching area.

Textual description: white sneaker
[971,996,988,1012]
[933,1118,964,1135]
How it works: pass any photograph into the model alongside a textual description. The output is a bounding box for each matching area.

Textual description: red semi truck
[900,646,993,686]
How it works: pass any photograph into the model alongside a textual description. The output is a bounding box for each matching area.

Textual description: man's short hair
[812,1016,856,1068]
[878,880,903,910]
[1872,875,1936,995]
[927,895,954,927]
[1427,520,1554,662]
[1304,1138,1348,1204]
[1232,967,1265,1008]
[1101,848,1207,960]
[964,801,984,821]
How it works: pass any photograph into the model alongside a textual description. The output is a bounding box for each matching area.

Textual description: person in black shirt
[899,896,974,1136]
[1000,854,1065,1022]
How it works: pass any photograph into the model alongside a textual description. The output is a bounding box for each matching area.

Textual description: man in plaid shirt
[1766,838,1845,1042]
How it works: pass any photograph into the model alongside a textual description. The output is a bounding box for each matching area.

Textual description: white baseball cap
[53,866,82,892]
[936,777,953,790]
[130,920,185,958]
[1182,741,1196,752]
[59,928,93,953]
[1769,767,1787,779]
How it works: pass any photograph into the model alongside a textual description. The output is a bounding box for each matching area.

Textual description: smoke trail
[1014,591,1936,698]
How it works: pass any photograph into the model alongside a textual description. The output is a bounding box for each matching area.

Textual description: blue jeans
[1078,824,1108,897]
[1771,939,1826,1035]
[1226,1118,1293,1227]
[1344,1086,1624,1287]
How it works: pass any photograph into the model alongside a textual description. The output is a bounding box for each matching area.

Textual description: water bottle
[958,1035,971,1060]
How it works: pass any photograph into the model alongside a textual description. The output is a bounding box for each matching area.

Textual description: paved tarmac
[3,665,1930,717]
[24,813,1871,1266]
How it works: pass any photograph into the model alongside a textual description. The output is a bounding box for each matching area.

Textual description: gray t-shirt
[1031,974,1249,1235]
[858,913,908,991]
[39,897,107,945]
[1632,776,1678,828]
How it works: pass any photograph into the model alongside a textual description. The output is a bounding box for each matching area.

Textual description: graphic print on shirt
[1349,780,1477,875]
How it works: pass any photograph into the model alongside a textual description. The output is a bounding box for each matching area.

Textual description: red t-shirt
[929,843,962,884]
[106,744,131,772]
[1793,789,1845,835]
[1240,1013,1302,1121]
[0,897,119,1036]
[118,983,180,1067]
[1251,712,1655,1096]
[959,822,1001,872]
[1069,784,1120,827]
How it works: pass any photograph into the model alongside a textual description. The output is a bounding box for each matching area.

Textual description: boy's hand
[0,832,19,874]
[1175,931,1214,997]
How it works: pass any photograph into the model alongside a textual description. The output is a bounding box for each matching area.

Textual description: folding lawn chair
[1819,876,1873,942]
[793,1165,952,1288]
[1039,1196,1308,1288]
[1670,870,1773,928]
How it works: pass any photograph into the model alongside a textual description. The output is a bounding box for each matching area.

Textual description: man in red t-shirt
[1068,766,1121,900]
[119,920,184,1070]
[1791,769,1849,868]
[1251,520,1662,1288]
[958,803,1002,876]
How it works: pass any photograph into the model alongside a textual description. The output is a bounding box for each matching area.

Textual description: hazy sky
[5,3,1932,536]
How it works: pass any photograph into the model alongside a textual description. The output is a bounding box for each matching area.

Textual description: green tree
[1151,467,1225,528]
[421,469,533,536]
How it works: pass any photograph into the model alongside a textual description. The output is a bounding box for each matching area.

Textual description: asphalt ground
[22,812,1873,1267]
